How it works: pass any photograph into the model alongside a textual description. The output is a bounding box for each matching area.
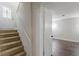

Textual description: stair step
[0,41,21,51]
[0,29,26,56]
[1,46,24,56]
[0,30,17,33]
[0,32,19,38]
[14,51,26,56]
[0,36,20,44]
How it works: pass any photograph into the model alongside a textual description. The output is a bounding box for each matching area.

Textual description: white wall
[0,5,15,29]
[16,2,32,56]
[0,2,19,29]
[16,2,44,56]
[16,2,53,56]
[31,2,44,56]
[31,2,79,56]
[43,2,79,42]
[52,17,79,42]
[31,3,54,56]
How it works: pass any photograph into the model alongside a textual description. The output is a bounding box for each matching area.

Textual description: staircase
[0,30,26,56]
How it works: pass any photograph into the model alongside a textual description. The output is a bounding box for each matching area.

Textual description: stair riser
[21,53,26,56]
[0,38,20,44]
[0,30,17,33]
[0,34,19,38]
[0,42,22,51]
[15,52,26,56]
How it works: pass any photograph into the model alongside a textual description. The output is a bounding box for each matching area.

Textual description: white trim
[53,37,79,43]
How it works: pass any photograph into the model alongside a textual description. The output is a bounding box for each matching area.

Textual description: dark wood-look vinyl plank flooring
[52,39,79,56]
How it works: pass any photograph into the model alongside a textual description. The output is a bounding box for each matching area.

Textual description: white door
[44,8,53,56]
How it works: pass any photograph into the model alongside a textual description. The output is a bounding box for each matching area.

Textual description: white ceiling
[0,2,19,11]
[0,2,19,7]
[43,2,79,20]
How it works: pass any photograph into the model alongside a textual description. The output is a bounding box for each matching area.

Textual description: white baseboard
[53,37,79,43]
